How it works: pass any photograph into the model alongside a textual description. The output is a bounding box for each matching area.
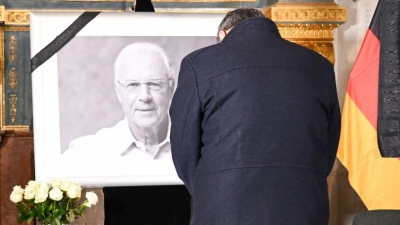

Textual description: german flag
[337,0,400,209]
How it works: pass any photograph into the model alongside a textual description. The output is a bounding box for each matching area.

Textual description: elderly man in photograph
[169,8,341,225]
[64,42,174,160]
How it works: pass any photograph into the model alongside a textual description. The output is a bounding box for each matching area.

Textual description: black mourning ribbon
[30,12,101,73]
[377,0,400,157]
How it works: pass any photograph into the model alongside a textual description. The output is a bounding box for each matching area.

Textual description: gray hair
[114,42,173,80]
[218,8,265,32]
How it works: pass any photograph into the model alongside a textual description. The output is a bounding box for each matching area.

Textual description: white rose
[24,191,35,200]
[27,181,40,192]
[12,185,24,194]
[60,181,71,191]
[27,180,39,188]
[66,183,82,199]
[23,185,36,200]
[85,191,98,205]
[51,178,62,188]
[38,182,49,193]
[24,181,42,200]
[49,187,63,201]
[10,190,23,203]
[34,190,48,203]
[83,201,91,208]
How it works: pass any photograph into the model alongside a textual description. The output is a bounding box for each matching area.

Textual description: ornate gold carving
[9,67,17,89]
[5,10,30,26]
[272,8,346,22]
[9,94,17,123]
[3,9,127,26]
[274,23,338,64]
[277,24,339,40]
[0,6,5,23]
[264,2,347,23]
[4,27,30,32]
[295,41,335,65]
[276,24,337,65]
[2,125,30,130]
[262,3,346,65]
[9,35,17,63]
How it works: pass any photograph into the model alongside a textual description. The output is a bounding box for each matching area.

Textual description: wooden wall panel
[0,131,34,225]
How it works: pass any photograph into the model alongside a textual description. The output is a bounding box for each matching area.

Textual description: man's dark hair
[218,8,265,31]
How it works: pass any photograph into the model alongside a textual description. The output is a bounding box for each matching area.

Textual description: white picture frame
[30,11,225,187]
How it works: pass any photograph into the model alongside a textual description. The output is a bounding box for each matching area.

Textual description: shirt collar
[221,17,280,43]
[118,116,171,157]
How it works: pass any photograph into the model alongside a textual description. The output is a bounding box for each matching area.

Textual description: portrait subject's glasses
[117,80,167,93]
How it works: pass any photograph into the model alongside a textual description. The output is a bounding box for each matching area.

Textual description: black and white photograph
[30,12,224,187]
[58,36,214,160]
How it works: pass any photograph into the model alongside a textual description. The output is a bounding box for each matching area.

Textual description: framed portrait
[30,12,225,187]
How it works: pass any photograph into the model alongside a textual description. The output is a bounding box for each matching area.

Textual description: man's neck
[128,116,169,154]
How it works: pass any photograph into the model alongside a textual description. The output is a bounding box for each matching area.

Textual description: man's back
[170,16,340,225]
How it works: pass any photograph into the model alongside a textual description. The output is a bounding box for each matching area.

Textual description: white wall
[334,0,379,110]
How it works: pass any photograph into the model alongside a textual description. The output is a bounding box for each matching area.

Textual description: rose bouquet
[10,178,98,225]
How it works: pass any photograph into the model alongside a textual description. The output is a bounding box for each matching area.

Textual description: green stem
[21,202,31,211]
[66,199,71,211]
[82,213,87,225]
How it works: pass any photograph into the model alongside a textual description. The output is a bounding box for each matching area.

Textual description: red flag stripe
[347,29,380,130]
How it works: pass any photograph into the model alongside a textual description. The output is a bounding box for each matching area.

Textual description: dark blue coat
[169,17,341,225]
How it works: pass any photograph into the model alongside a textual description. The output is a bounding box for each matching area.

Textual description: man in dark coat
[169,8,341,225]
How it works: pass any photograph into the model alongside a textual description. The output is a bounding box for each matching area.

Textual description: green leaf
[72,208,81,215]
[58,206,66,215]
[49,202,55,211]
[26,217,33,224]
[30,208,41,219]
[67,210,75,223]
[17,213,25,223]
[16,204,25,213]
[32,206,42,216]
[54,209,62,219]
[79,205,87,214]
[38,203,46,213]
[21,213,28,220]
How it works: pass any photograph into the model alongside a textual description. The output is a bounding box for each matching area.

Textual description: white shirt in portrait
[62,117,171,161]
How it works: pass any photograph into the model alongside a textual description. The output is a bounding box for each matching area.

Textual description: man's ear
[218,30,227,42]
[169,78,175,94]
[218,27,233,42]
[114,81,122,102]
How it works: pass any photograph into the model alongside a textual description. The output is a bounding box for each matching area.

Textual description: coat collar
[221,17,280,43]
